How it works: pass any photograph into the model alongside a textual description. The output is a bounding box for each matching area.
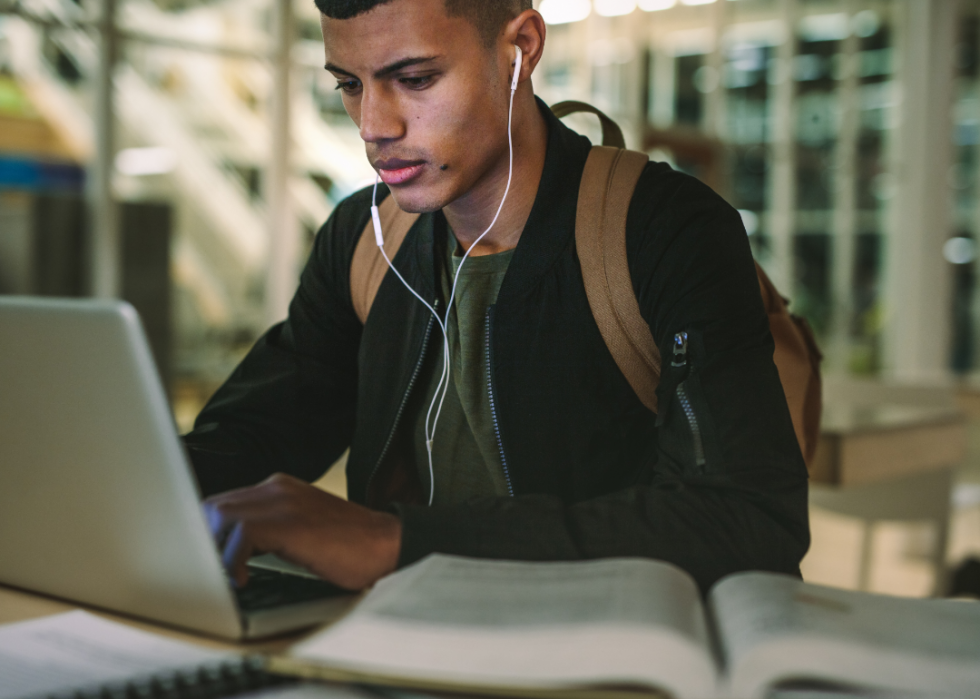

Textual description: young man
[188,0,809,594]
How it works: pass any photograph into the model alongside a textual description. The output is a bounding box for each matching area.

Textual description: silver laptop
[0,296,353,639]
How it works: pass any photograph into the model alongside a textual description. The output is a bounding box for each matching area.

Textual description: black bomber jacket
[184,102,810,593]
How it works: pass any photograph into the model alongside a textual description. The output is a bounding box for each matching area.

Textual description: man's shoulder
[624,158,753,297]
[633,159,737,219]
[303,184,393,292]
[321,183,389,239]
[627,159,745,247]
[309,183,394,266]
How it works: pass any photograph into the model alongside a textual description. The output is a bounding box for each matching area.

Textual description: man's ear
[504,8,546,85]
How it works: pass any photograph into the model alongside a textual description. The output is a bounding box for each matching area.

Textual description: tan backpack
[350,102,823,467]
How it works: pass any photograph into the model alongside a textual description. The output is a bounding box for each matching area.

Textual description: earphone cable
[423,80,518,503]
[372,56,520,506]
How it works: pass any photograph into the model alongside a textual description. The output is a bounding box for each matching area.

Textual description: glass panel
[850,12,893,374]
[724,38,772,260]
[793,25,840,337]
[950,9,980,374]
[675,53,706,126]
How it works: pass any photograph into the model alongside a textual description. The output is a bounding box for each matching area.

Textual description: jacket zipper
[672,332,706,468]
[676,383,706,467]
[364,311,436,500]
[485,307,515,496]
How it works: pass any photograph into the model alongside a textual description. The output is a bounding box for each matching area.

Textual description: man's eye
[335,80,361,94]
[400,76,433,89]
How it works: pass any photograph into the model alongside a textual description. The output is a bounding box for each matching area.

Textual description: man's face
[321,0,510,213]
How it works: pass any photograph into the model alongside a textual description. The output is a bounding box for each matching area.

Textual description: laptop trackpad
[237,557,351,614]
[248,553,319,580]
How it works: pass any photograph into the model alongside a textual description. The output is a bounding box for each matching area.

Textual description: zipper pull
[671,332,689,368]
[657,331,691,427]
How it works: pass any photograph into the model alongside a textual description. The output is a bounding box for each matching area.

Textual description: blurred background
[3,0,980,598]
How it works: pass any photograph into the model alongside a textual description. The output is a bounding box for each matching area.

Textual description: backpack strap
[576,146,662,413]
[351,195,420,324]
[551,101,627,149]
[755,262,823,465]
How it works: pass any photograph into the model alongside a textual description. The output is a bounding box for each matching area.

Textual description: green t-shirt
[411,229,514,505]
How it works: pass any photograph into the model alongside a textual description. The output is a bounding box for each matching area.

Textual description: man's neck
[442,93,549,256]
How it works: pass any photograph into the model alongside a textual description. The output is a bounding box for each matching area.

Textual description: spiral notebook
[0,611,293,699]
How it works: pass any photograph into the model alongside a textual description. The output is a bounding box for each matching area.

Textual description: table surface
[0,582,316,655]
[820,402,964,435]
[811,401,967,486]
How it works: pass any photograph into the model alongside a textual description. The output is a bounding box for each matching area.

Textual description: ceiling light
[945,237,976,265]
[595,0,636,17]
[540,0,591,24]
[115,147,176,177]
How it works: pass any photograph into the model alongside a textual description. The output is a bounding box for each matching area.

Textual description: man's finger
[202,500,237,548]
[221,521,254,588]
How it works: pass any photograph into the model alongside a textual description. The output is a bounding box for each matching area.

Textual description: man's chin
[386,189,447,215]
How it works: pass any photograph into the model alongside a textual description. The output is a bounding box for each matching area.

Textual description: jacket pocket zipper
[672,332,706,468]
[676,383,706,468]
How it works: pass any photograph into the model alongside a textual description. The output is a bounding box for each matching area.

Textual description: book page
[286,555,718,699]
[363,555,706,630]
[0,611,230,699]
[708,572,980,697]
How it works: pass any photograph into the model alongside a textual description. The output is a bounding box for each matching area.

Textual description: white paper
[363,554,708,635]
[710,572,980,697]
[290,555,718,699]
[0,610,231,699]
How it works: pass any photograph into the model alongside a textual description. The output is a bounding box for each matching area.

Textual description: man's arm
[203,473,400,590]
[183,191,370,497]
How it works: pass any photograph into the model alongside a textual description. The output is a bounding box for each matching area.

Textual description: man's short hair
[314,0,533,47]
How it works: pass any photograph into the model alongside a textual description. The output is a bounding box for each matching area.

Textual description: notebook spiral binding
[20,655,296,699]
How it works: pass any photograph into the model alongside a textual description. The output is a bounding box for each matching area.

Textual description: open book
[270,554,980,699]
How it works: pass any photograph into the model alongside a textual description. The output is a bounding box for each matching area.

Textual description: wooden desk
[0,582,316,655]
[811,403,967,486]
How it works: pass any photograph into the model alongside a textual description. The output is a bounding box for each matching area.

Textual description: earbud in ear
[511,45,523,92]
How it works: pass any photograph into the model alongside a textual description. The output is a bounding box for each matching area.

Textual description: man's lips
[375,159,426,186]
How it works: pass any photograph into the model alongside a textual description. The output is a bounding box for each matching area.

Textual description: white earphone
[371,45,523,505]
[511,44,523,91]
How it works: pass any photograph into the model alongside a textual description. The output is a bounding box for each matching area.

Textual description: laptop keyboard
[235,566,351,612]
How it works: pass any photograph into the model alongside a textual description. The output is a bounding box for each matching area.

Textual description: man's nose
[359,87,405,145]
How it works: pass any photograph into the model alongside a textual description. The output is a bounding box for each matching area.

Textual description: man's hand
[202,473,402,590]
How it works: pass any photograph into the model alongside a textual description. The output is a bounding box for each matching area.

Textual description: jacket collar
[499,98,594,304]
